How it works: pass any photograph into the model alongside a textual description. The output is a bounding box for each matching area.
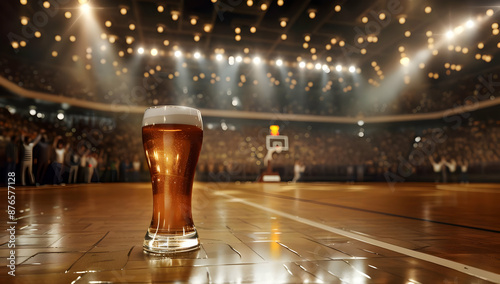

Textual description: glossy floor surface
[1,182,500,283]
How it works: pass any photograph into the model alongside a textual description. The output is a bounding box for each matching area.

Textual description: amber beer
[142,106,203,253]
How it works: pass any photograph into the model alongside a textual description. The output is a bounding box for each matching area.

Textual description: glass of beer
[142,105,203,253]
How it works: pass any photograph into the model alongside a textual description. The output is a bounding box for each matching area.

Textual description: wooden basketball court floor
[1,182,500,283]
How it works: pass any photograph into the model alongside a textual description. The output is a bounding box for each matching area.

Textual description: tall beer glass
[142,105,203,253]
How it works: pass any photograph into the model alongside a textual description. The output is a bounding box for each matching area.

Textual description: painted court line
[212,190,500,283]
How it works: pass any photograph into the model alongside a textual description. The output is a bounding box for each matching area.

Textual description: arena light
[228,56,235,65]
[349,66,356,73]
[357,120,364,126]
[253,56,261,64]
[137,47,145,54]
[57,113,65,120]
[174,50,182,58]
[216,54,223,61]
[20,17,28,25]
[80,3,91,13]
[280,18,287,28]
[400,57,410,66]
[29,109,37,116]
[235,55,243,63]
[221,121,228,131]
[335,64,342,72]
[276,59,283,66]
[315,63,322,70]
[466,19,474,28]
[299,61,306,69]
[231,97,239,106]
[308,9,316,19]
[171,11,180,21]
[194,51,201,59]
[445,30,454,39]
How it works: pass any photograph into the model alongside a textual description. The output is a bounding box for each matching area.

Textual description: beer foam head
[142,105,203,129]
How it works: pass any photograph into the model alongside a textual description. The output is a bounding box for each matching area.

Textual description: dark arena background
[1,0,500,283]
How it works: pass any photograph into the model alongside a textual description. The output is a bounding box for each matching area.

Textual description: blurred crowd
[199,121,500,182]
[1,106,500,185]
[0,109,146,186]
[2,58,498,117]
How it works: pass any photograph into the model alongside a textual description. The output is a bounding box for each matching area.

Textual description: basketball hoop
[259,129,288,182]
[266,135,289,151]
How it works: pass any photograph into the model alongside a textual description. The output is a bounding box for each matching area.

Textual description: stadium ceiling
[2,0,500,95]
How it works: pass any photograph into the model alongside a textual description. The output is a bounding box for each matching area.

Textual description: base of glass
[143,229,200,254]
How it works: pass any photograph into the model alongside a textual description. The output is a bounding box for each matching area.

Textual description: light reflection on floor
[0,182,499,283]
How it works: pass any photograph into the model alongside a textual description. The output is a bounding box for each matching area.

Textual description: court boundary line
[240,189,500,234]
[211,190,500,283]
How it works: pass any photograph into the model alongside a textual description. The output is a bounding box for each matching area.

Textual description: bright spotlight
[349,65,356,73]
[235,55,243,62]
[335,64,342,72]
[466,20,474,28]
[194,51,201,59]
[358,131,364,137]
[445,30,454,39]
[322,64,330,73]
[29,109,37,116]
[276,59,283,66]
[216,54,223,61]
[80,3,90,13]
[228,56,235,65]
[357,120,364,126]
[415,136,421,142]
[315,63,322,70]
[174,50,182,58]
[137,47,144,54]
[57,113,65,120]
[400,57,410,66]
[150,48,158,56]
[231,97,239,106]
[253,56,261,64]
[299,61,306,69]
